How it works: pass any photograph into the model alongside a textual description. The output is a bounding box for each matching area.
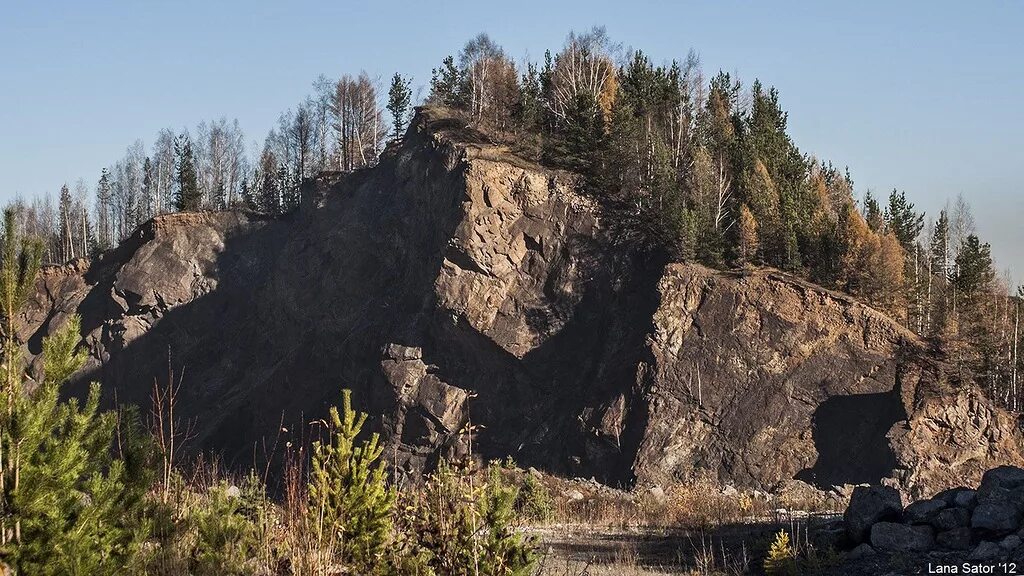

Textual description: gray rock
[936,527,973,550]
[954,490,979,509]
[934,487,972,505]
[565,490,584,501]
[847,543,876,559]
[978,486,1024,510]
[981,466,1024,492]
[646,485,666,500]
[1001,535,1023,551]
[970,541,1006,562]
[972,502,1023,535]
[869,522,934,552]
[932,507,971,531]
[904,498,947,524]
[845,485,903,544]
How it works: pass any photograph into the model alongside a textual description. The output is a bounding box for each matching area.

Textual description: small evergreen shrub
[763,529,798,576]
[399,460,536,576]
[517,473,554,523]
[0,316,153,576]
[308,389,396,573]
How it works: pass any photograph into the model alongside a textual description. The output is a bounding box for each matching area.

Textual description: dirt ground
[529,518,824,575]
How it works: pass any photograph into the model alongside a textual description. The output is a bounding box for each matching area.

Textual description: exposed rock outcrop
[17,107,1024,494]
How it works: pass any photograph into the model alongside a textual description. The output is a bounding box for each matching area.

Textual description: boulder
[977,486,1024,513]
[1001,535,1022,551]
[936,527,973,550]
[904,498,946,524]
[869,522,934,552]
[931,507,971,531]
[970,541,1006,562]
[845,485,903,544]
[934,487,978,509]
[847,543,877,560]
[980,466,1024,492]
[954,490,979,509]
[972,502,1023,535]
[565,490,584,501]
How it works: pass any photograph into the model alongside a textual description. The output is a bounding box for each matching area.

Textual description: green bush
[399,461,536,576]
[308,389,396,573]
[191,481,263,576]
[0,315,153,576]
[517,473,554,523]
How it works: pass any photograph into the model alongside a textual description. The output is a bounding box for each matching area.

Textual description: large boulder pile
[839,466,1024,562]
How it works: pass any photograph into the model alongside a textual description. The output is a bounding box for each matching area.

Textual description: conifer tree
[514,62,543,134]
[863,190,884,232]
[308,389,395,572]
[737,204,759,265]
[952,235,995,309]
[58,184,74,262]
[0,316,151,575]
[96,168,113,250]
[429,55,463,108]
[142,156,154,220]
[387,73,413,141]
[174,134,201,212]
[884,189,925,252]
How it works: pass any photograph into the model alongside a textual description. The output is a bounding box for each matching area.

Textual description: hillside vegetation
[1,27,1022,575]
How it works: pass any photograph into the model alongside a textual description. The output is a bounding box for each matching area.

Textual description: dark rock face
[17,108,1024,493]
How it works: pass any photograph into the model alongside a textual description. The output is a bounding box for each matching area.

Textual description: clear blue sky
[2,0,1021,283]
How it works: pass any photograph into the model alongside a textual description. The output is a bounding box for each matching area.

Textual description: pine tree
[884,189,924,251]
[928,210,952,334]
[58,184,74,262]
[863,190,884,232]
[952,235,995,309]
[0,209,43,412]
[174,134,201,212]
[0,316,151,575]
[429,55,463,108]
[514,62,543,134]
[141,156,154,221]
[308,389,395,572]
[258,149,281,215]
[387,73,413,141]
[96,169,113,250]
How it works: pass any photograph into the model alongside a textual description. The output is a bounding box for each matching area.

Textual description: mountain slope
[18,107,1023,496]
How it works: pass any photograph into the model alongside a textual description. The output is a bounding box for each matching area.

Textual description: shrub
[191,481,263,576]
[517,473,553,523]
[399,460,536,576]
[763,530,798,576]
[308,389,396,572]
[0,315,153,576]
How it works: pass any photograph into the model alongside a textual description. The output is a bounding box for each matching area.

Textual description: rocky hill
[17,107,1024,496]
